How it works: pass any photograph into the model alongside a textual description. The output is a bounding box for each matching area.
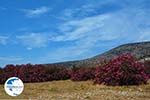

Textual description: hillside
[44,41,150,68]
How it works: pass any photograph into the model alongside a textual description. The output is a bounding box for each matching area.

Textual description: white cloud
[16,33,50,49]
[51,11,129,43]
[58,4,98,21]
[51,14,115,41]
[22,6,50,17]
[0,36,9,45]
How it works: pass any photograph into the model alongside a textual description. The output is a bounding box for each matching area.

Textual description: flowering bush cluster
[94,54,148,86]
[18,64,48,83]
[44,66,70,81]
[70,67,95,81]
[0,64,20,84]
[0,64,70,84]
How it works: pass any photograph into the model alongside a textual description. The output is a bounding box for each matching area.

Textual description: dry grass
[0,80,150,100]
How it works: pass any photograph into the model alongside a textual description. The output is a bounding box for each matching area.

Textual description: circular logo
[4,77,24,96]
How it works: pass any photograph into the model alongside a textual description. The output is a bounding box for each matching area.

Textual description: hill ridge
[44,41,150,68]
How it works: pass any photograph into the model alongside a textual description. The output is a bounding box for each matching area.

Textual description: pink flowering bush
[44,66,70,81]
[0,64,70,84]
[0,65,19,84]
[70,67,95,81]
[94,54,148,86]
[18,64,48,83]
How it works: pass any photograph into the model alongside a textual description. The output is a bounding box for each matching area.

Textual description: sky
[0,0,150,67]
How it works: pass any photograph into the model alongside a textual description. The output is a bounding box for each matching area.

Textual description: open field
[0,80,150,100]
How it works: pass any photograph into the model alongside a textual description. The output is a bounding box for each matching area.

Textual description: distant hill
[44,41,150,68]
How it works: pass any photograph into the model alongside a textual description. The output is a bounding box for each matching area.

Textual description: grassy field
[0,80,150,100]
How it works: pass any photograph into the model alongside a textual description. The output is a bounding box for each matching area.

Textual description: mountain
[44,41,150,68]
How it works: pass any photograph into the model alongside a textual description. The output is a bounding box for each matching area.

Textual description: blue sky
[0,0,150,67]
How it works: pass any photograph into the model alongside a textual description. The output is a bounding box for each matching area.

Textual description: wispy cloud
[57,1,122,21]
[22,6,50,17]
[59,5,97,20]
[16,33,50,50]
[51,14,116,41]
[0,36,9,45]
